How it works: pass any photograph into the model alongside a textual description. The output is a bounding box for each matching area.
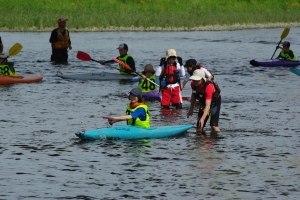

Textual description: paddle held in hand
[112,57,160,87]
[0,43,23,65]
[271,28,290,59]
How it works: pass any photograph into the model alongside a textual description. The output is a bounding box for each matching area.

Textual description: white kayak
[56,71,134,81]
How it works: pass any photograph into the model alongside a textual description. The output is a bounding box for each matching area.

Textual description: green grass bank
[1,0,299,31]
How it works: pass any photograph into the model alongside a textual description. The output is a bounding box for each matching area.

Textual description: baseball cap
[185,59,197,67]
[165,49,177,59]
[58,18,68,24]
[129,88,142,96]
[189,69,206,81]
[0,53,7,58]
[117,43,128,50]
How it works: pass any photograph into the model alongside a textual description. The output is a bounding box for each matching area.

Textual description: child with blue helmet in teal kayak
[103,88,150,128]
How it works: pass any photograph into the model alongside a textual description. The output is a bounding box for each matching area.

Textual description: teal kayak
[290,67,300,76]
[75,124,193,140]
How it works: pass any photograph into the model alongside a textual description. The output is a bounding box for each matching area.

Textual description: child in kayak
[103,88,150,128]
[132,64,159,97]
[0,53,18,76]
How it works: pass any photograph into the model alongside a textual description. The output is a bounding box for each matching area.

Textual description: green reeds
[0,0,299,31]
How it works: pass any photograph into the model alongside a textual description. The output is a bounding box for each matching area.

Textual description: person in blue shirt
[104,88,150,128]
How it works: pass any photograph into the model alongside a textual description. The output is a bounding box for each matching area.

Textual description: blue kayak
[250,59,300,67]
[75,124,193,140]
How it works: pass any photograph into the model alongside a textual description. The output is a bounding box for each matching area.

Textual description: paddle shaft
[112,57,160,87]
[271,28,290,59]
[270,40,282,60]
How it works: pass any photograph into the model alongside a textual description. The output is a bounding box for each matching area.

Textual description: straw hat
[142,64,155,74]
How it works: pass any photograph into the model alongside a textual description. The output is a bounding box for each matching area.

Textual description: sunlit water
[0,29,299,199]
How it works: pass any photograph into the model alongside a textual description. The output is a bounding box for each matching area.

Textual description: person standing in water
[49,18,72,63]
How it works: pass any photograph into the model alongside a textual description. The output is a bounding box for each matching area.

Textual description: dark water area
[0,29,299,199]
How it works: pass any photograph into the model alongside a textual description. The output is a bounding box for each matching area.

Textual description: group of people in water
[1,18,298,134]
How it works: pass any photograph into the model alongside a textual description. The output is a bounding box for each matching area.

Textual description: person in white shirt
[181,59,214,89]
[155,49,185,109]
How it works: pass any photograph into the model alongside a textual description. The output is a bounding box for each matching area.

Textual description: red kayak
[0,74,43,85]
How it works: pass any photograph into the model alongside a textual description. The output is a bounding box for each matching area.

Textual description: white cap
[189,69,206,81]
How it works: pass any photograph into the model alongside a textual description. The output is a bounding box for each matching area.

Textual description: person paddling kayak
[275,41,297,61]
[132,64,158,93]
[99,43,136,75]
[104,88,150,128]
[0,53,18,76]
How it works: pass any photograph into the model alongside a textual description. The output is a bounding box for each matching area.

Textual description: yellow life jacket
[138,74,157,93]
[280,48,297,61]
[52,29,70,49]
[125,103,150,128]
[118,54,135,75]
[0,62,18,76]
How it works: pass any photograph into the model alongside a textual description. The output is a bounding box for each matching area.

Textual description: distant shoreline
[1,23,299,32]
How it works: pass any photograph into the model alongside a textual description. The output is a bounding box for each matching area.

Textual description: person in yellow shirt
[276,41,297,61]
[0,53,18,76]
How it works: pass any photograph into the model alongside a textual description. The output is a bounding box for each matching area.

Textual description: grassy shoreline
[0,0,299,32]
[0,22,299,32]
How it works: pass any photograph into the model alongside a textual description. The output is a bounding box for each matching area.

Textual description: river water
[0,28,299,199]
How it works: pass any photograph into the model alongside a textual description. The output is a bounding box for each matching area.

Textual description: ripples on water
[0,29,299,199]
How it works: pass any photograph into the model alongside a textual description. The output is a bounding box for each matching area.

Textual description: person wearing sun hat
[49,17,72,63]
[104,88,150,128]
[131,64,158,93]
[155,49,185,109]
[187,69,221,133]
[275,41,297,61]
[99,43,136,75]
[181,59,214,89]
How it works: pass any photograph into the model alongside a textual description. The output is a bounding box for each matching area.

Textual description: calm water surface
[0,29,299,199]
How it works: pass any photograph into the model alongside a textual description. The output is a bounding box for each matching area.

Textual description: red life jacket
[160,63,180,84]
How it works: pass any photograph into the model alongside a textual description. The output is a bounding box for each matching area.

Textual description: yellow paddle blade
[8,43,23,57]
[280,28,290,40]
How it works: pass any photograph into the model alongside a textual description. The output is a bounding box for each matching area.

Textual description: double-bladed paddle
[0,43,23,64]
[76,51,99,62]
[271,28,290,59]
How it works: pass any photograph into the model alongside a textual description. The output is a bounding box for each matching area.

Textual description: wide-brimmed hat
[185,59,197,67]
[129,88,142,96]
[142,64,155,74]
[165,49,177,59]
[189,69,206,81]
[117,43,128,50]
[58,18,68,24]
[0,53,7,58]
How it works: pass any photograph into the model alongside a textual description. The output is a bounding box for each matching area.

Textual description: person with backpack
[187,69,221,133]
[181,59,214,89]
[155,49,185,109]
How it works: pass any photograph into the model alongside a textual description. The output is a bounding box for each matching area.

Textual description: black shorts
[197,96,221,127]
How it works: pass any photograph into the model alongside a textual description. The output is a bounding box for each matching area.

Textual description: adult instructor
[49,18,72,63]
